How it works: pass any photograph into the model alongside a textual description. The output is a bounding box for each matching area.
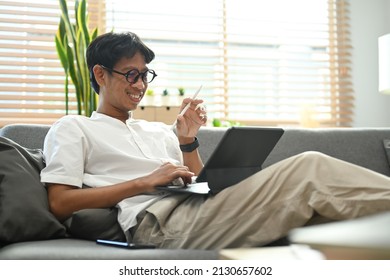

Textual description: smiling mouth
[127,92,144,103]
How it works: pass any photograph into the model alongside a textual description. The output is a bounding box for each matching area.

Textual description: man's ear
[93,64,105,88]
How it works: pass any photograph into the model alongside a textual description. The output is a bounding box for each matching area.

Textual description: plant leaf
[66,44,82,114]
[77,0,90,46]
[55,32,69,71]
[59,0,76,47]
[91,27,98,40]
[56,0,98,116]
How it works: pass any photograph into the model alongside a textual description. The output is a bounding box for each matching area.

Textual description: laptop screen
[196,126,284,192]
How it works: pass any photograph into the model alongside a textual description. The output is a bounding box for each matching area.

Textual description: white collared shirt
[41,112,183,232]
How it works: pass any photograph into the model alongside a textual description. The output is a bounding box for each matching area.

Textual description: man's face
[102,51,148,114]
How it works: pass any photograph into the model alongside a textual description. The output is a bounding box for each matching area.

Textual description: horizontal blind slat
[0,94,75,101]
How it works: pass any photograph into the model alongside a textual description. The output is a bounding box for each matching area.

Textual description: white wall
[351,0,390,127]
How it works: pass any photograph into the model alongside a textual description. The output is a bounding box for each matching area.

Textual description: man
[41,31,390,249]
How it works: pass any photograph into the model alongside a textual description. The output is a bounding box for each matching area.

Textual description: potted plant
[178,87,185,96]
[143,88,155,105]
[176,87,186,105]
[55,0,98,116]
[161,89,169,105]
[212,118,241,127]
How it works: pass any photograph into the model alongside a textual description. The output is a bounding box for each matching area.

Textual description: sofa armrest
[0,124,51,149]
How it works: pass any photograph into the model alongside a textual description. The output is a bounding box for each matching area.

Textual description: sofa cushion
[0,137,66,245]
[0,239,219,260]
[64,208,126,242]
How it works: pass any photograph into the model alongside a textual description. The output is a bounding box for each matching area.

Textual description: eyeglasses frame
[99,64,157,84]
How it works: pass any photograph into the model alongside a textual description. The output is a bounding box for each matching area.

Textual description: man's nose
[132,76,146,90]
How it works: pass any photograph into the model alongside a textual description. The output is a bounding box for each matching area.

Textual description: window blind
[224,0,353,127]
[0,0,353,127]
[0,0,100,127]
[105,0,223,112]
[105,0,353,127]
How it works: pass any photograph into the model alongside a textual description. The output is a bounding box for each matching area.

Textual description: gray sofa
[1,123,390,259]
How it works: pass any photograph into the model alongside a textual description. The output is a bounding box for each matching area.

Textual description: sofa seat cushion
[0,137,66,245]
[0,239,218,260]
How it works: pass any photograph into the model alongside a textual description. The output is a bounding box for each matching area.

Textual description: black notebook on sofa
[157,126,284,195]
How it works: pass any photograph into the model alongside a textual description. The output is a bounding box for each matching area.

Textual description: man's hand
[140,162,194,192]
[176,98,207,138]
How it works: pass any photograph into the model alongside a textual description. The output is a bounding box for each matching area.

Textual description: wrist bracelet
[180,137,199,152]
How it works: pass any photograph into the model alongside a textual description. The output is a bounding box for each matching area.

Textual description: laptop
[157,126,284,195]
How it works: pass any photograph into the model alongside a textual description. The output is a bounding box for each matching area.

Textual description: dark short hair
[86,31,155,94]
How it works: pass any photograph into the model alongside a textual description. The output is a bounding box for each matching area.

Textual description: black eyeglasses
[100,65,157,84]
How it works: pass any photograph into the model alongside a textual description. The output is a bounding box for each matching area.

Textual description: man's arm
[178,136,203,175]
[46,162,194,221]
[175,98,207,175]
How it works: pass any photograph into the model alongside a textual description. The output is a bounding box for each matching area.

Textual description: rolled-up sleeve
[40,117,87,188]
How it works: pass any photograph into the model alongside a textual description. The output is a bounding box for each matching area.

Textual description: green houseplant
[55,0,98,116]
[178,87,185,96]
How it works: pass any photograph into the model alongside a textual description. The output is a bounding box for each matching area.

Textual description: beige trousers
[132,151,390,249]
